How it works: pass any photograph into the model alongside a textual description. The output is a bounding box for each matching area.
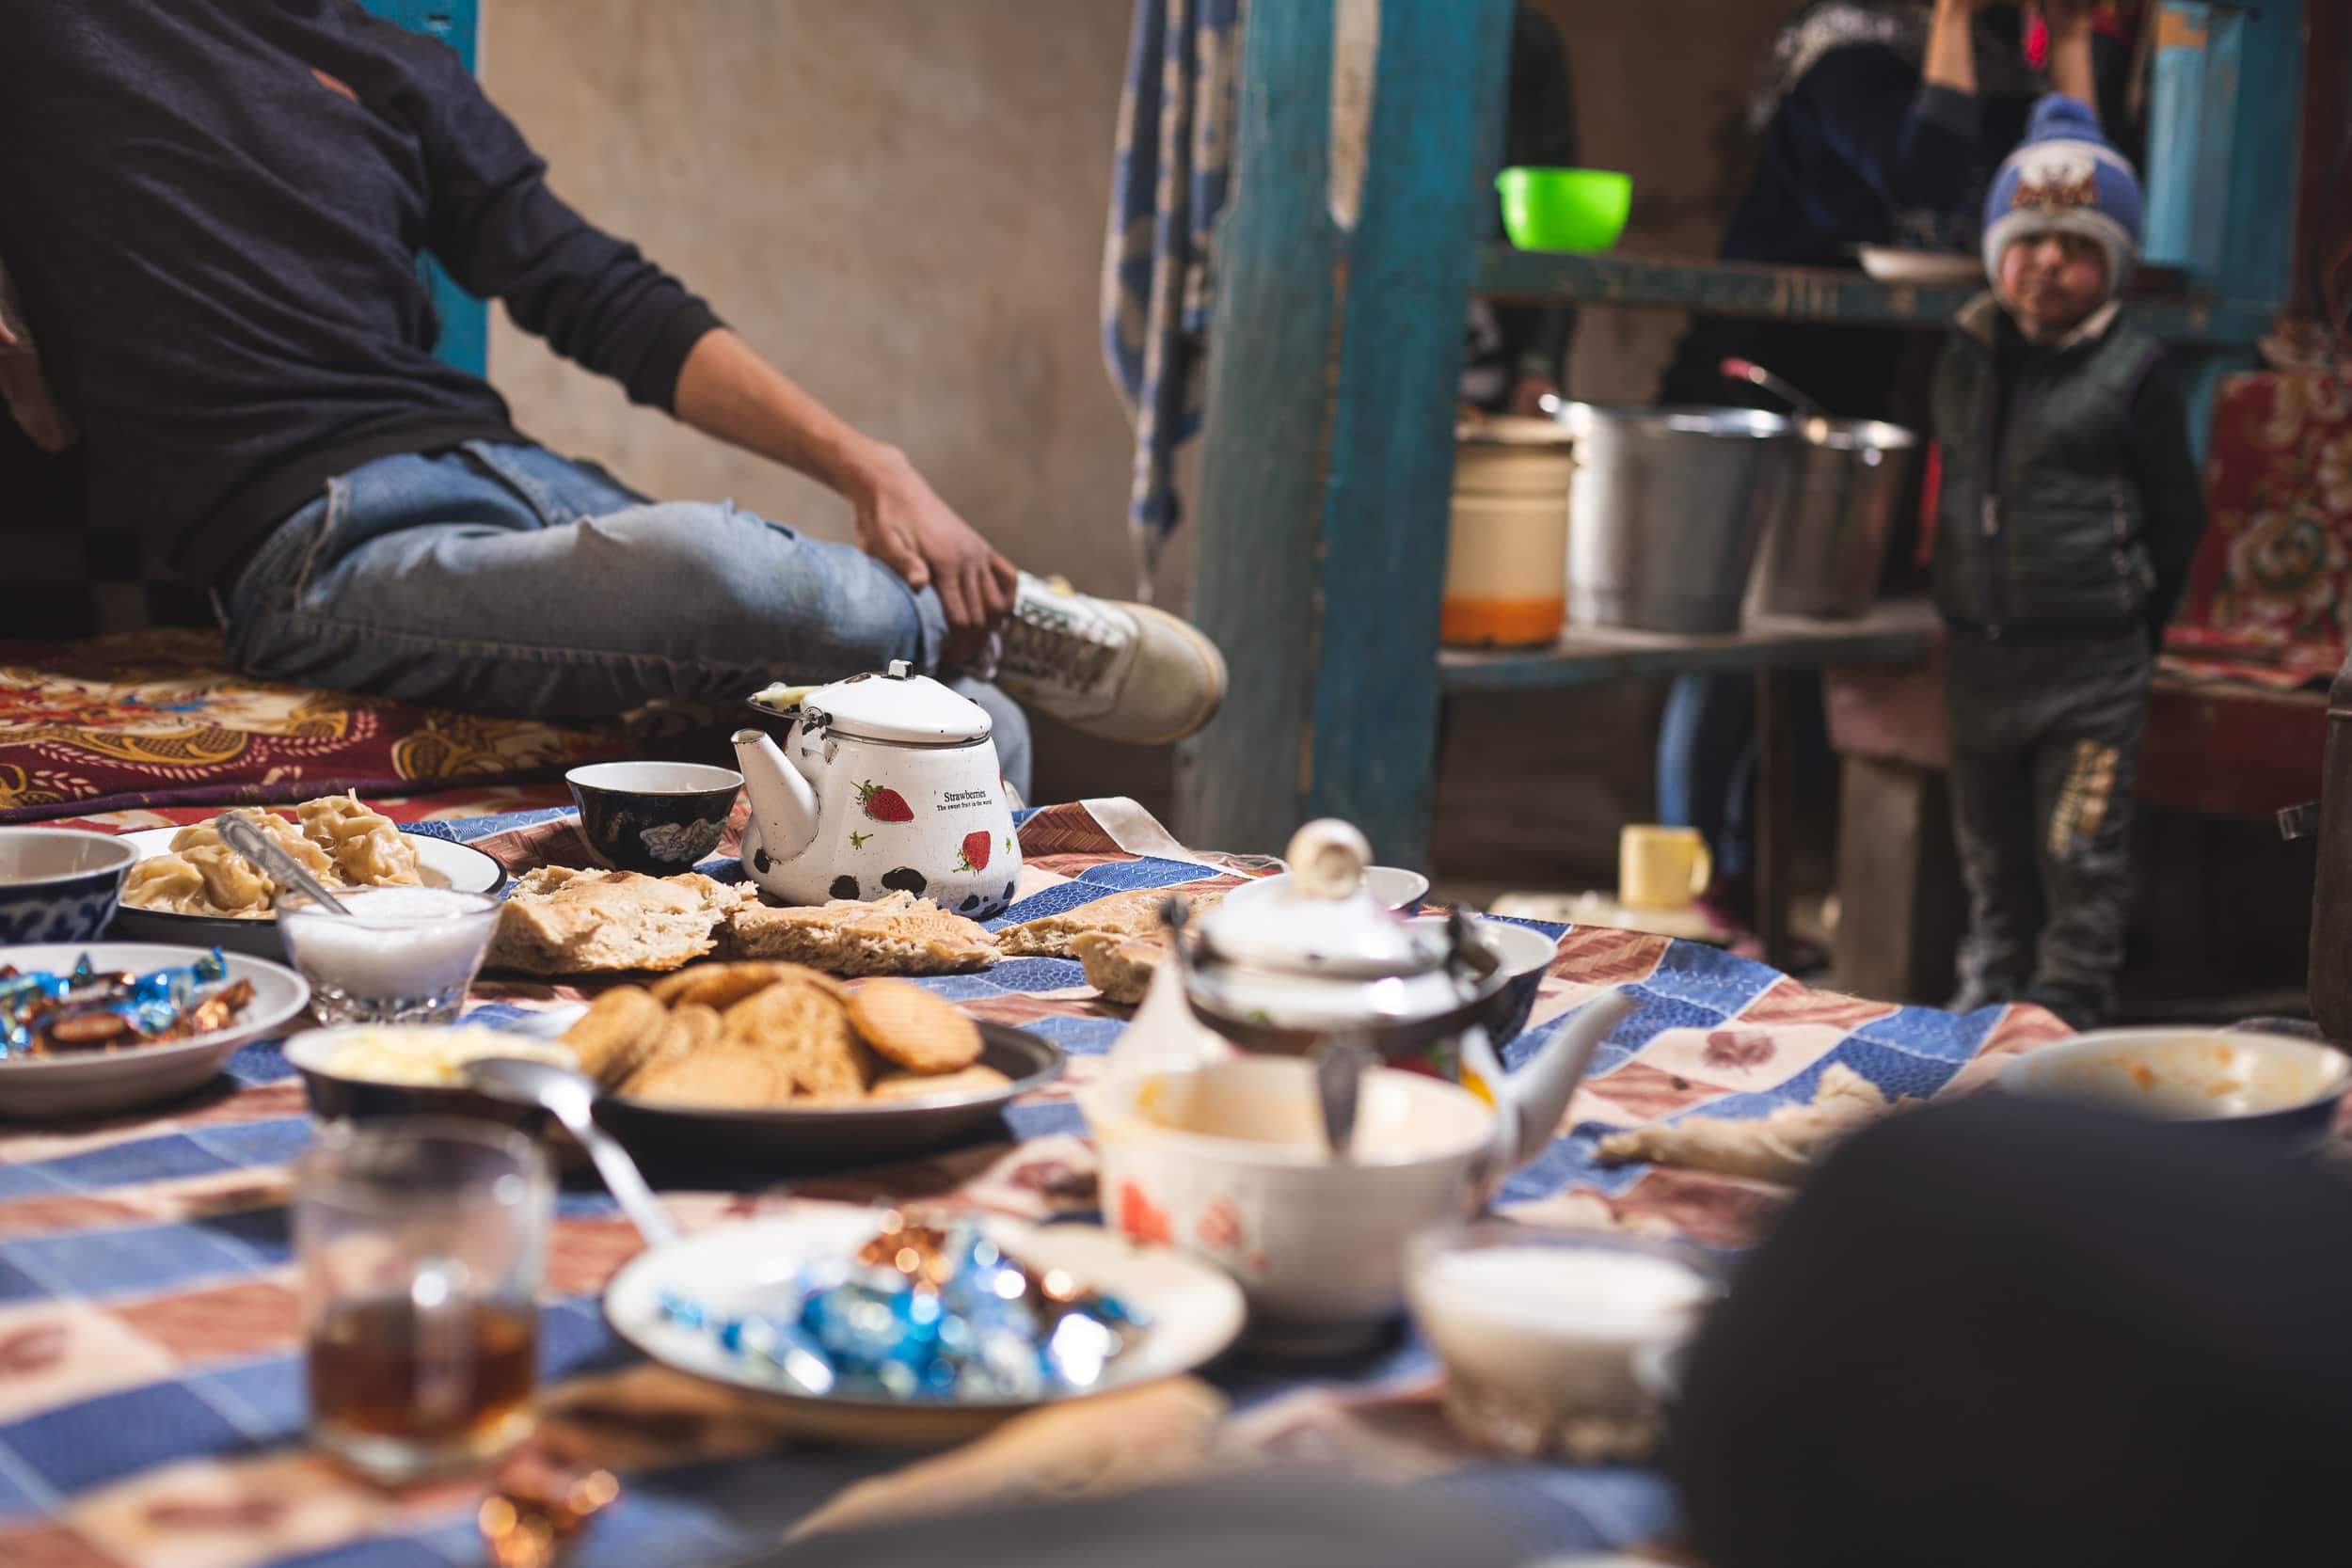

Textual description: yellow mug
[1619,825,1712,911]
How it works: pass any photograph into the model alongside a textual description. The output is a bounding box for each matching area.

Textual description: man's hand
[671,328,1021,647]
[850,446,1020,642]
[2035,0,2096,32]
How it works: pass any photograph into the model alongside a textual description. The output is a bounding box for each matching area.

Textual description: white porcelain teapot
[732,662,1022,915]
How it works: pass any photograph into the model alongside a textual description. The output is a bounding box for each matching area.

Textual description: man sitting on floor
[0,1,1227,800]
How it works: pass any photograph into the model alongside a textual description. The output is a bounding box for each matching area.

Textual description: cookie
[847,979,983,1074]
[650,960,843,1011]
[561,985,669,1088]
[867,1064,1013,1102]
[724,979,875,1102]
[625,1045,790,1110]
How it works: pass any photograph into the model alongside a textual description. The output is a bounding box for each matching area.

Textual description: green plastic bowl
[1496,166,1632,253]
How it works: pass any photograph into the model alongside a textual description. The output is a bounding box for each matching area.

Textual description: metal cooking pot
[1558,403,1793,635]
[1748,417,1919,620]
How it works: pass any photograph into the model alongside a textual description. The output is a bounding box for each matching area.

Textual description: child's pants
[1943,631,2151,1027]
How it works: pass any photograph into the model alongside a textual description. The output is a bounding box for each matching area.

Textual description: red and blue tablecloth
[0,800,2066,1567]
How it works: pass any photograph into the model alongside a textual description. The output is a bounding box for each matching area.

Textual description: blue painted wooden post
[1175,0,1514,866]
[356,0,488,376]
[2142,3,2208,268]
[2217,0,2302,309]
[2142,0,2301,303]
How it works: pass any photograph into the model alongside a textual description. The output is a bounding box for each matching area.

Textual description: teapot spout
[1495,988,1636,1166]
[731,728,821,863]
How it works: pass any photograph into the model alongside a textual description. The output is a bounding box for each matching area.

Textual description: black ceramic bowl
[566,761,743,875]
[281,1025,585,1169]
[0,828,139,944]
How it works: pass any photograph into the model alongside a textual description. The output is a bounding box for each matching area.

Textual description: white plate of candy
[0,942,310,1120]
[605,1205,1248,1447]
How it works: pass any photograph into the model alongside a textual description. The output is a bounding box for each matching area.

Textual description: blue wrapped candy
[659,1214,1149,1402]
[1,948,236,1057]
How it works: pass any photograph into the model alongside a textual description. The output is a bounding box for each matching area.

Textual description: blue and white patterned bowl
[0,829,138,945]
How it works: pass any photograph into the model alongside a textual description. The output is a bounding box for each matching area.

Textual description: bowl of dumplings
[110,792,509,959]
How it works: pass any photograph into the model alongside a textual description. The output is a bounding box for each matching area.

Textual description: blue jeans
[219,442,1032,797]
[1655,671,1833,887]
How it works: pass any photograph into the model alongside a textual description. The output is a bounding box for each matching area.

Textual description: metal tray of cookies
[590,1022,1064,1170]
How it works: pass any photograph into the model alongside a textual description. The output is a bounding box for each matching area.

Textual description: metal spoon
[221,813,352,915]
[463,1056,680,1249]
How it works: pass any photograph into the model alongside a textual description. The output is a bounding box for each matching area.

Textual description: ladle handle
[1720,356,1829,423]
[222,814,352,915]
[560,1104,680,1249]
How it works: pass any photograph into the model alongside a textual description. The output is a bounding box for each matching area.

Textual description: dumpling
[299,791,421,887]
[122,853,208,914]
[181,840,275,913]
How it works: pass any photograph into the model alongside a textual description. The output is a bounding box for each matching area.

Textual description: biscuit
[867,1064,1013,1102]
[649,960,843,1011]
[848,979,984,1074]
[561,986,669,1088]
[620,1000,723,1088]
[723,979,875,1102]
[625,1045,790,1109]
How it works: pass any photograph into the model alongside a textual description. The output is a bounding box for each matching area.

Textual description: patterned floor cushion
[0,628,690,823]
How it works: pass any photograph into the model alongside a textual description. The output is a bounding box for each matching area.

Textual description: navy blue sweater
[0,0,720,585]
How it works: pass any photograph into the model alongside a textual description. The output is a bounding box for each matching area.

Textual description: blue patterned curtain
[1101,0,1243,581]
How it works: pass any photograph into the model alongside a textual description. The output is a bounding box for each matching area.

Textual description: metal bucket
[1560,404,1793,635]
[1748,417,1920,620]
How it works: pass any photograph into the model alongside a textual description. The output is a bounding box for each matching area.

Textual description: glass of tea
[296,1117,552,1482]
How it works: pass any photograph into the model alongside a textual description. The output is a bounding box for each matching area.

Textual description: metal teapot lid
[1183,820,1502,1047]
[750,661,991,746]
[1198,821,1446,980]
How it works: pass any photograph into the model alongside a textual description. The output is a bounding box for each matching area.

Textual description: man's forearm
[671,325,895,503]
[1922,0,1977,94]
[2045,18,2096,111]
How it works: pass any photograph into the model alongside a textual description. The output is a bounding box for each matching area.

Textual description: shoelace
[1000,606,1122,690]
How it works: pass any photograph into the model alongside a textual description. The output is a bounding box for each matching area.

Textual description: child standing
[1931,94,2205,1027]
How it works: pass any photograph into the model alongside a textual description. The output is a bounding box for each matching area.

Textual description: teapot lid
[797,661,992,746]
[1198,820,1447,981]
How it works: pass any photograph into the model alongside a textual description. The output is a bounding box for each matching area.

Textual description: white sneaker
[992,574,1227,745]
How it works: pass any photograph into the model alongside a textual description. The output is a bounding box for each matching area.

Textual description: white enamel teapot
[732,661,1022,915]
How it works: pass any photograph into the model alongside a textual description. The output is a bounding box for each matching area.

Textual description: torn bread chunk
[1073,929,1165,1006]
[724,891,998,977]
[996,884,1226,959]
[487,866,755,975]
[1594,1063,1909,1185]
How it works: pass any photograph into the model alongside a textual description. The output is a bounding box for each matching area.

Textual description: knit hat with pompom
[1981,94,2143,298]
